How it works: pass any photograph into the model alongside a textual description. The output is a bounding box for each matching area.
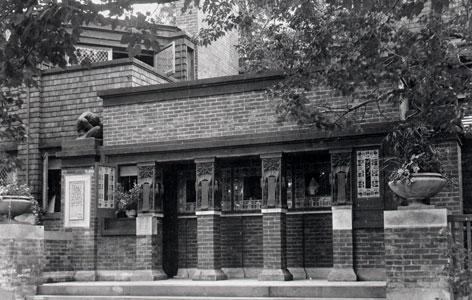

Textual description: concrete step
[31,297,385,300]
[36,280,386,299]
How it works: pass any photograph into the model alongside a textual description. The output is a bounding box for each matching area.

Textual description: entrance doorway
[162,164,179,277]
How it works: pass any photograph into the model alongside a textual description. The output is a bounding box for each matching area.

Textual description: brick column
[133,213,167,280]
[258,153,292,281]
[132,162,166,280]
[193,158,227,280]
[384,208,450,300]
[328,205,357,281]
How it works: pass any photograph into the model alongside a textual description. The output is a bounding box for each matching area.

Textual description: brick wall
[241,216,263,268]
[384,227,448,289]
[430,140,462,214]
[332,230,354,269]
[196,214,222,269]
[176,213,333,276]
[353,228,385,278]
[221,216,243,268]
[104,87,399,147]
[16,87,42,199]
[177,218,197,269]
[97,236,136,270]
[0,226,44,299]
[40,60,168,145]
[261,212,287,269]
[286,215,304,269]
[44,239,73,273]
[303,213,333,268]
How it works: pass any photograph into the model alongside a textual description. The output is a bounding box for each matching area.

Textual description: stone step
[36,281,386,299]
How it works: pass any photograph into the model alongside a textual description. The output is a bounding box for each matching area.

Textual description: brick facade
[2,22,466,287]
[384,209,450,300]
[97,236,136,270]
[103,88,399,148]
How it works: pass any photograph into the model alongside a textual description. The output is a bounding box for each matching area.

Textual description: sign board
[64,174,91,228]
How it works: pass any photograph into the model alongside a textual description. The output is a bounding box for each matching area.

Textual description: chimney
[174,0,239,80]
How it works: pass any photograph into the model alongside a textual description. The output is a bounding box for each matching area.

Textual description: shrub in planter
[114,183,140,218]
[385,125,448,206]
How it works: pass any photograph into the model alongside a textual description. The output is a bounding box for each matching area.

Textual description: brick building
[0,0,467,292]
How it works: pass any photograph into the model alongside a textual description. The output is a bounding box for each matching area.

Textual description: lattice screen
[76,46,112,65]
[0,167,17,185]
[155,43,175,75]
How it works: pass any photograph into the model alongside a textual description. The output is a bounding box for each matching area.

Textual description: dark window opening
[113,50,155,67]
[187,47,195,80]
[305,162,331,197]
[47,169,61,213]
[186,179,196,203]
[119,176,137,192]
[243,176,262,200]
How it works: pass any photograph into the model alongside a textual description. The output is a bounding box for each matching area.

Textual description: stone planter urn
[0,195,34,221]
[388,173,447,207]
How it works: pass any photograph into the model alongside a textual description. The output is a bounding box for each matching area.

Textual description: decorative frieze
[137,162,163,213]
[261,153,286,209]
[195,158,219,210]
[330,150,352,205]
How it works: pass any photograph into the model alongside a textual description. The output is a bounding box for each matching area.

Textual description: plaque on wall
[69,181,85,220]
[64,174,91,228]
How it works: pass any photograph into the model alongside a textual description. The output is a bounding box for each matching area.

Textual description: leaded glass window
[356,149,380,198]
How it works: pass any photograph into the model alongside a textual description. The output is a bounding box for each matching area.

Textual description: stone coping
[384,208,448,229]
[41,58,174,83]
[0,224,44,240]
[44,231,73,241]
[99,71,284,106]
[177,210,332,218]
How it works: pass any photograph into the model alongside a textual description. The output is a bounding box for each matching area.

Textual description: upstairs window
[75,45,112,65]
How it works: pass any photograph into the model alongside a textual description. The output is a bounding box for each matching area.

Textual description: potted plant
[385,126,447,207]
[115,183,140,218]
[0,181,37,222]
